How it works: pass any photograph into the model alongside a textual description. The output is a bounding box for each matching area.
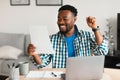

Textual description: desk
[104,68,120,80]
[6,68,120,80]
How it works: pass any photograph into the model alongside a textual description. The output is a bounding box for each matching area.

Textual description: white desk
[103,68,120,80]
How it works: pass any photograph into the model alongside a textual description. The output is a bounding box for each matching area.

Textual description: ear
[74,16,77,22]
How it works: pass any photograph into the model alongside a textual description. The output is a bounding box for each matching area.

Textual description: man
[28,5,108,68]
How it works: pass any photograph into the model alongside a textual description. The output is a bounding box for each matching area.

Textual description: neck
[64,26,75,37]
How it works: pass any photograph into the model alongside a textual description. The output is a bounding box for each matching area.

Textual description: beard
[59,25,73,34]
[60,30,68,34]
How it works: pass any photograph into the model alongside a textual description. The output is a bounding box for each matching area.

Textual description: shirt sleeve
[29,54,52,69]
[90,33,108,55]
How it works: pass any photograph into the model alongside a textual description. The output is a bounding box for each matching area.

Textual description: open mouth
[59,25,66,28]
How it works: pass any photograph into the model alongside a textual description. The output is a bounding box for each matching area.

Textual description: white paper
[26,71,64,78]
[29,26,55,54]
[44,71,64,78]
[26,71,45,78]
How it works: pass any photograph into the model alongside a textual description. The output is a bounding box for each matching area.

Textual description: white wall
[0,0,60,34]
[0,0,120,50]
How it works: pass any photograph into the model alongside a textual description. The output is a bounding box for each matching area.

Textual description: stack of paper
[26,71,64,78]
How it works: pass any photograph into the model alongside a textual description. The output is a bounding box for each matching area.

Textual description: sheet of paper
[43,71,64,78]
[29,26,55,54]
[26,71,64,78]
[26,71,45,78]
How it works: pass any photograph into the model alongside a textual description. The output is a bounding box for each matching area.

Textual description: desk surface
[104,68,120,80]
[6,68,120,80]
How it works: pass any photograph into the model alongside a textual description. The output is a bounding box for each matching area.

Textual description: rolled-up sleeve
[90,34,108,55]
[29,54,52,69]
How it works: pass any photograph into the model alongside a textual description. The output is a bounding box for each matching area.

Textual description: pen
[51,72,57,77]
[7,64,10,68]
[12,63,15,68]
[15,64,19,68]
[7,63,15,69]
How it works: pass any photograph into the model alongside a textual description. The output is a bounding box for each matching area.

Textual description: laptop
[66,56,105,80]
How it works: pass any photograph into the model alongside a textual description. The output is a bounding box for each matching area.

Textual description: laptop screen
[66,56,105,80]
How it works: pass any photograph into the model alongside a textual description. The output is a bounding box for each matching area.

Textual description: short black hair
[58,5,78,16]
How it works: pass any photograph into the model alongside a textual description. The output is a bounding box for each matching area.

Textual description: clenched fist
[86,16,97,29]
[27,44,36,56]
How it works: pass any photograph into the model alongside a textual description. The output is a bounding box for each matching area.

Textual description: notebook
[66,56,105,80]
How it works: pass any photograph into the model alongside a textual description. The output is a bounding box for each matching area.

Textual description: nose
[58,19,64,24]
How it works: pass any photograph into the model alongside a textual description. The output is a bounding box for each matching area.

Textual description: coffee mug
[19,62,29,75]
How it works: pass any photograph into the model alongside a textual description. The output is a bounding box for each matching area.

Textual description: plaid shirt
[31,26,108,68]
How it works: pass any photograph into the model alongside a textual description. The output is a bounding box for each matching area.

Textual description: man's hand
[86,16,97,29]
[27,44,36,56]
[86,16,103,45]
[27,44,42,64]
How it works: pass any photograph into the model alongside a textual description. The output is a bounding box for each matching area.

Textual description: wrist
[92,26,100,32]
[29,52,38,56]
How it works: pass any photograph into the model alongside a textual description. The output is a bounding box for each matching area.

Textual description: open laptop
[66,56,105,80]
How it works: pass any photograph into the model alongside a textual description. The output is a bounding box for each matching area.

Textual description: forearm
[93,39,108,55]
[94,30,103,45]
[32,54,42,64]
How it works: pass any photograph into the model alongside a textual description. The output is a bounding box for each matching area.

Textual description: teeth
[60,25,65,28]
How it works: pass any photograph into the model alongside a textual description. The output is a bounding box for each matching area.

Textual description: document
[44,71,64,78]
[26,71,64,78]
[29,26,55,54]
[26,71,45,78]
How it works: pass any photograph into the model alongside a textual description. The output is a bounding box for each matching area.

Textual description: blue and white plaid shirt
[31,25,108,68]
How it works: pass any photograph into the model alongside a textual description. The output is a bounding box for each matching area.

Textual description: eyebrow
[58,15,70,19]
